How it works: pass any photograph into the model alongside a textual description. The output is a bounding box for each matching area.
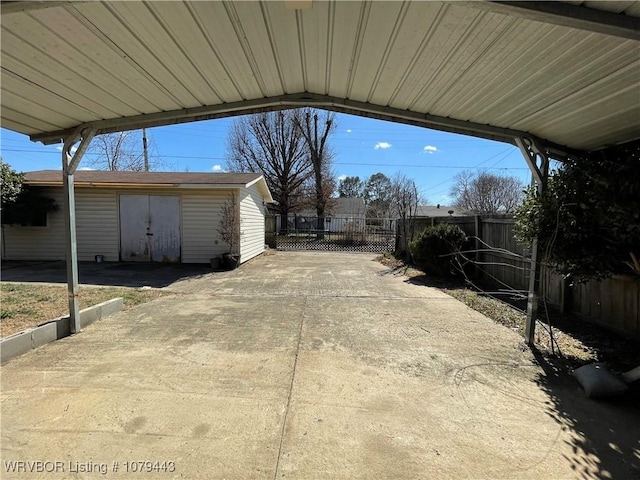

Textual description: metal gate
[269,215,396,253]
[119,195,181,262]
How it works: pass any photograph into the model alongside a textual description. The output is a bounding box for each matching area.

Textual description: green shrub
[409,224,467,277]
[514,140,640,281]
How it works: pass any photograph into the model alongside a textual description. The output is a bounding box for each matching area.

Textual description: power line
[0,147,528,170]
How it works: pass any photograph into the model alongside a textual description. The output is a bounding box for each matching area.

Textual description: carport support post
[516,137,549,346]
[62,128,96,333]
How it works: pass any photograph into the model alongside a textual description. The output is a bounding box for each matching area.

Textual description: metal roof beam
[475,1,640,41]
[30,93,577,160]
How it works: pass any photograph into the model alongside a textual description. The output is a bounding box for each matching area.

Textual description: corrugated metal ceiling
[1,0,638,153]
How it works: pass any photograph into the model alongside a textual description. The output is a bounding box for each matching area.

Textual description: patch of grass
[443,288,525,334]
[1,283,161,338]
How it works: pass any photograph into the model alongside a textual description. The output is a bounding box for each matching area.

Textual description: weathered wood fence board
[399,215,639,339]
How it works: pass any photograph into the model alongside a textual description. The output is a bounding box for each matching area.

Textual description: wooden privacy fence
[397,215,640,340]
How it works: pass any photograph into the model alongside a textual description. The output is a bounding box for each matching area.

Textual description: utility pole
[142,128,149,172]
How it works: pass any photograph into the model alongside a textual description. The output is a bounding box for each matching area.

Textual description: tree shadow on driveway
[1,260,214,288]
[531,348,640,479]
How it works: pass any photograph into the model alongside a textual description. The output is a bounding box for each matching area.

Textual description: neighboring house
[413,204,464,218]
[277,197,367,232]
[327,197,366,232]
[1,170,273,264]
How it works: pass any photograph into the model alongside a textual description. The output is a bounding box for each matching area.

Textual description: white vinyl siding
[181,191,229,263]
[2,184,268,265]
[1,187,65,260]
[76,190,119,261]
[239,185,265,263]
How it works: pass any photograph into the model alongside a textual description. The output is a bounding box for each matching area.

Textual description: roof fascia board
[473,1,640,41]
[27,178,275,202]
[29,93,577,159]
[247,176,275,203]
[24,181,245,189]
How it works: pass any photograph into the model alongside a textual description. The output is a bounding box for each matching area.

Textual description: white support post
[62,128,95,333]
[515,137,549,346]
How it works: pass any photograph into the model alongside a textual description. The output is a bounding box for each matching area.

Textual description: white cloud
[212,164,222,171]
[374,142,392,150]
[423,145,438,154]
[55,145,78,154]
[78,167,95,171]
[338,174,347,181]
[346,129,352,133]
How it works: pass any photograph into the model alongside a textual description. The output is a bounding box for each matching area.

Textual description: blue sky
[0,112,530,206]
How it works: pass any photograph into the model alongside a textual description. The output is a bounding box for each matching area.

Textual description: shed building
[1,170,273,265]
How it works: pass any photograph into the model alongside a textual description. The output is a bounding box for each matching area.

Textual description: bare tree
[298,161,337,214]
[389,172,420,255]
[451,170,524,214]
[85,131,164,171]
[225,110,311,231]
[217,193,241,257]
[295,108,337,238]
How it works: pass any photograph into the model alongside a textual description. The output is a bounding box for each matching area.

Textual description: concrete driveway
[1,252,638,479]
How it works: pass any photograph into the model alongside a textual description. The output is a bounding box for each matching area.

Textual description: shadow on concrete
[1,260,213,288]
[392,263,640,477]
[531,349,640,479]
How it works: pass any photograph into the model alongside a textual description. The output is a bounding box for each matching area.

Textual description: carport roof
[24,170,274,201]
[1,1,639,155]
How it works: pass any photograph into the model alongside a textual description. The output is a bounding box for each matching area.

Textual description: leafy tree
[451,170,524,214]
[364,172,392,218]
[1,160,23,206]
[226,110,311,229]
[295,109,337,237]
[85,130,165,171]
[1,162,58,226]
[514,141,640,281]
[338,176,365,198]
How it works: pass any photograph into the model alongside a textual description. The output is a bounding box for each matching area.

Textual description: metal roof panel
[1,0,638,153]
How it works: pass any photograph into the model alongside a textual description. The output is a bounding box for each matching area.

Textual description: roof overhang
[1,0,639,158]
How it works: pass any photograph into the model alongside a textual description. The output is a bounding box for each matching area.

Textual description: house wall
[239,184,265,263]
[1,186,261,264]
[2,187,67,260]
[181,191,229,263]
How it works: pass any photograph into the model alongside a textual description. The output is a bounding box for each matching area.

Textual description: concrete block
[80,305,100,328]
[1,330,33,364]
[31,322,57,348]
[54,316,71,339]
[1,297,123,364]
[80,297,123,328]
[99,297,124,318]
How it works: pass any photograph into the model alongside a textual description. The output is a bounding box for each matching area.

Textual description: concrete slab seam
[273,296,307,480]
